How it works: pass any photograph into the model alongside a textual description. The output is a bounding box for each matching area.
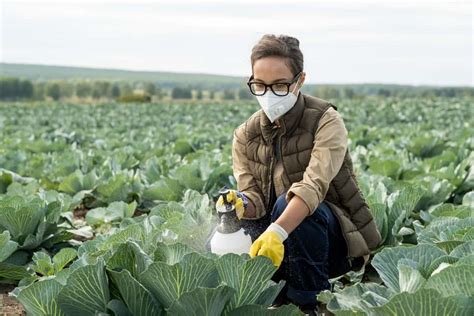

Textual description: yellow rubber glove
[215,190,248,219]
[249,223,288,267]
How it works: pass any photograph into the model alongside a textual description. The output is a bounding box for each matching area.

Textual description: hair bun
[279,35,299,47]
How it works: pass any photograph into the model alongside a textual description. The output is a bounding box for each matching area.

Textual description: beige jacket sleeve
[232,126,267,219]
[285,107,348,214]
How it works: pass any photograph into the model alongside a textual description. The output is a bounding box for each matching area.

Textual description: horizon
[2,61,472,88]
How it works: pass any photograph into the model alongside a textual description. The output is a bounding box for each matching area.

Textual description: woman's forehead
[253,56,293,80]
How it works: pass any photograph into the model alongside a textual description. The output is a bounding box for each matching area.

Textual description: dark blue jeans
[239,192,351,306]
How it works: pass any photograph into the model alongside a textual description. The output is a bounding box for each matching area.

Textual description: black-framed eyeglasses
[247,71,302,96]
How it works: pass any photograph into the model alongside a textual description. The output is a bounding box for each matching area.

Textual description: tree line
[0,77,255,102]
[1,77,473,102]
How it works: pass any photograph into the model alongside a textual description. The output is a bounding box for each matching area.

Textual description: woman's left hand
[249,223,288,267]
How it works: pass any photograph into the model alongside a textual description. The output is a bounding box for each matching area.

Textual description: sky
[1,0,473,86]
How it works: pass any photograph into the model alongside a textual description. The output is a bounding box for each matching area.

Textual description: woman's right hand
[215,190,249,219]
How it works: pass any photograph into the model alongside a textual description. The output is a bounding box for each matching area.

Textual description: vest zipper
[266,143,276,212]
[267,128,284,211]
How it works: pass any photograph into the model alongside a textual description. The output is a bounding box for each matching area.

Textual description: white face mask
[256,78,300,123]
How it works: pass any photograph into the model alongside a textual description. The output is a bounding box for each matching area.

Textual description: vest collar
[260,91,305,144]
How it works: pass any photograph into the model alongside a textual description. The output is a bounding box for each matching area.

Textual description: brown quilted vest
[242,92,382,260]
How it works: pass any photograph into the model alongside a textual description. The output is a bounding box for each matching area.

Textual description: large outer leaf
[369,289,474,316]
[371,244,445,292]
[0,230,18,261]
[173,163,205,191]
[108,269,163,316]
[86,201,137,226]
[181,189,212,225]
[397,259,426,293]
[226,304,304,315]
[167,285,234,316]
[16,279,65,316]
[95,173,130,203]
[0,196,44,242]
[139,252,218,308]
[57,259,110,315]
[58,170,85,194]
[430,203,473,219]
[368,158,400,179]
[106,240,152,278]
[319,282,395,314]
[418,217,474,244]
[0,261,31,281]
[462,191,474,207]
[425,255,460,276]
[153,242,193,265]
[31,251,54,276]
[388,185,424,216]
[369,202,388,244]
[106,299,132,316]
[103,223,145,247]
[254,280,286,306]
[0,170,13,193]
[52,247,78,273]
[143,178,183,202]
[384,186,423,245]
[424,264,474,297]
[216,254,278,312]
[450,240,474,258]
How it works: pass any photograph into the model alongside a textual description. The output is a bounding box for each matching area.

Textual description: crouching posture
[219,34,382,312]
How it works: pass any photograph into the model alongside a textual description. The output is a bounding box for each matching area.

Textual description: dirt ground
[0,284,25,316]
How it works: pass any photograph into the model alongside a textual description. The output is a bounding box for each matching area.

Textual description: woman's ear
[299,72,306,88]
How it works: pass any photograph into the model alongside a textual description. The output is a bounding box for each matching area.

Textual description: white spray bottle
[209,187,252,255]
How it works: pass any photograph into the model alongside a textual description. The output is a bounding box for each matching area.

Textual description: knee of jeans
[271,194,288,221]
[312,202,331,225]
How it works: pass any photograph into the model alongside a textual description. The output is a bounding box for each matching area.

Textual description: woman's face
[252,56,305,96]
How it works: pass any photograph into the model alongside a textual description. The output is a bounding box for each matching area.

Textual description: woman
[217,34,381,312]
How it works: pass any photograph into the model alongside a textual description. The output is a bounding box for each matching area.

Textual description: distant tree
[46,82,61,100]
[154,87,164,100]
[223,89,236,100]
[33,82,46,100]
[171,86,192,99]
[96,81,110,98]
[440,88,456,98]
[421,89,436,98]
[196,89,203,100]
[19,80,34,98]
[76,82,92,98]
[0,77,34,100]
[59,81,74,98]
[143,82,156,95]
[92,86,101,99]
[342,87,355,99]
[463,88,474,97]
[238,87,253,100]
[208,90,215,100]
[314,86,340,99]
[120,83,133,96]
[377,88,391,97]
[110,84,121,98]
[0,78,17,99]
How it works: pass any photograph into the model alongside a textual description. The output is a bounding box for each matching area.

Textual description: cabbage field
[0,96,473,315]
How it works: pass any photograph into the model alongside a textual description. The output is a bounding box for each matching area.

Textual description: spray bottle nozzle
[218,186,234,212]
[216,186,241,234]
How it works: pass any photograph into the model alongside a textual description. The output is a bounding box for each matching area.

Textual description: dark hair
[250,34,304,77]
